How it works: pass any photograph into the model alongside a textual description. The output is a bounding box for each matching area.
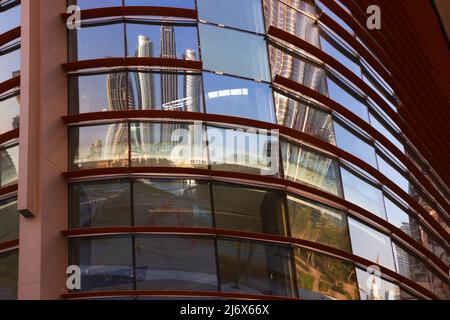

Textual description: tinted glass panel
[203,72,275,123]
[135,236,217,291]
[213,182,286,235]
[69,236,133,292]
[281,141,341,196]
[369,114,404,153]
[0,250,18,300]
[130,122,208,168]
[70,180,131,228]
[68,0,121,9]
[126,23,198,61]
[199,24,271,81]
[0,48,20,83]
[334,122,377,167]
[125,0,195,8]
[316,0,353,34]
[198,0,264,33]
[295,248,359,300]
[341,168,385,218]
[70,124,129,170]
[288,195,351,251]
[0,196,19,243]
[320,31,360,77]
[384,197,421,243]
[0,144,19,187]
[326,77,369,122]
[69,23,125,61]
[217,238,294,297]
[269,46,328,95]
[0,4,20,34]
[0,93,20,135]
[348,218,395,271]
[356,268,400,300]
[208,126,279,176]
[376,154,409,193]
[274,91,335,144]
[133,179,212,227]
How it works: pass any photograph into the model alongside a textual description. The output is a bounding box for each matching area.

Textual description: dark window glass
[198,0,264,33]
[130,122,208,168]
[348,218,395,271]
[204,72,275,123]
[355,268,400,300]
[68,0,121,9]
[263,0,320,46]
[287,195,351,252]
[69,124,129,170]
[295,247,359,300]
[269,45,328,95]
[125,0,196,8]
[199,24,271,81]
[69,236,134,292]
[281,140,342,196]
[69,23,125,61]
[326,76,369,122]
[0,249,18,300]
[384,197,421,243]
[0,48,20,83]
[212,182,286,235]
[133,179,212,227]
[0,144,19,187]
[274,91,335,144]
[217,238,294,297]
[135,235,217,291]
[341,168,386,218]
[334,122,377,167]
[0,4,20,34]
[208,126,279,176]
[126,23,198,61]
[69,180,131,228]
[0,92,20,135]
[0,196,19,243]
[420,226,449,267]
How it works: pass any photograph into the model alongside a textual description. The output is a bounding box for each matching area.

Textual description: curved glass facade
[2,0,446,301]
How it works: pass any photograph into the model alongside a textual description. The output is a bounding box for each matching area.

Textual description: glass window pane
[334,122,377,167]
[341,168,385,218]
[0,250,18,300]
[69,23,125,61]
[0,144,19,187]
[70,180,131,228]
[420,226,449,267]
[69,236,133,292]
[316,0,353,34]
[203,72,275,123]
[213,182,286,235]
[369,114,404,153]
[326,76,369,122]
[125,0,196,8]
[198,0,264,33]
[0,48,20,83]
[376,154,409,193]
[281,140,341,196]
[295,248,359,300]
[68,0,122,10]
[263,0,320,46]
[199,24,271,81]
[208,126,279,176]
[355,268,400,300]
[0,196,19,243]
[274,91,335,144]
[135,235,217,291]
[269,45,328,95]
[217,238,294,297]
[130,122,208,168]
[384,197,421,243]
[287,195,351,252]
[126,23,198,61]
[348,218,396,271]
[0,5,20,34]
[70,124,129,170]
[133,179,212,227]
[0,93,20,135]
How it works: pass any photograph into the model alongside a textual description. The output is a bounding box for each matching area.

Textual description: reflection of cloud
[207,88,249,99]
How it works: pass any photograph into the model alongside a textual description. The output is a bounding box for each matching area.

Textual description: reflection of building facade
[160,25,178,107]
[183,49,200,113]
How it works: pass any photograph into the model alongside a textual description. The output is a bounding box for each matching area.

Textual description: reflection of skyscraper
[135,35,155,110]
[183,49,201,113]
[160,25,178,107]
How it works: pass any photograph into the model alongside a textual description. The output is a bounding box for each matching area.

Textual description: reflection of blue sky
[0,5,20,35]
[384,197,414,232]
[376,155,409,193]
[320,35,361,76]
[74,0,195,9]
[0,49,20,83]
[0,96,19,134]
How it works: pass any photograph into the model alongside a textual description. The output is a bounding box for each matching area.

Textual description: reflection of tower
[160,25,178,107]
[183,49,200,112]
[135,35,155,110]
